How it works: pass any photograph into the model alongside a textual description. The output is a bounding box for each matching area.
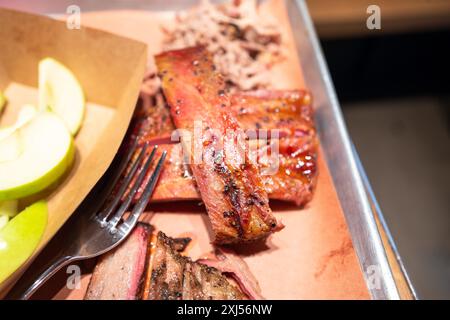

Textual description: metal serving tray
[287,1,415,299]
[0,0,415,300]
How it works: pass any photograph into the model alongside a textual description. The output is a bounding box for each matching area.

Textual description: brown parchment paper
[10,0,370,299]
[0,8,147,296]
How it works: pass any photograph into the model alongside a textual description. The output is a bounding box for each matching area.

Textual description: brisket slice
[85,228,253,300]
[156,46,281,244]
[84,223,151,300]
[171,236,192,252]
[146,231,245,300]
[198,248,265,300]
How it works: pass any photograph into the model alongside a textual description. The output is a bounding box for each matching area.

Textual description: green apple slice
[0,200,18,231]
[0,215,8,231]
[0,200,18,218]
[0,104,37,141]
[0,112,75,200]
[0,92,6,113]
[0,200,47,284]
[39,58,85,135]
[0,130,22,162]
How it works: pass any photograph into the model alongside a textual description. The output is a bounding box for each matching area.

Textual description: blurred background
[307,0,450,299]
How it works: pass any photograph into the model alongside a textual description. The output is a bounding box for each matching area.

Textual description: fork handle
[6,255,74,300]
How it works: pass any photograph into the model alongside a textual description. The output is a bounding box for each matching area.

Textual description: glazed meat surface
[133,89,314,142]
[155,46,282,243]
[128,88,317,206]
[132,137,316,206]
[230,89,315,139]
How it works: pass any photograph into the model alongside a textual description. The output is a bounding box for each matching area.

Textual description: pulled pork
[162,0,283,91]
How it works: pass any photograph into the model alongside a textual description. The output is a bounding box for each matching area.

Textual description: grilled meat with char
[127,86,317,206]
[146,231,245,300]
[230,89,314,139]
[131,136,316,206]
[156,46,282,243]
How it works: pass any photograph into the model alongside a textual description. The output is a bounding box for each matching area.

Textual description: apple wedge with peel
[0,104,37,141]
[0,200,18,218]
[0,105,37,161]
[39,58,85,135]
[0,200,18,230]
[0,200,47,283]
[0,215,8,231]
[0,112,75,200]
[0,130,22,162]
[0,92,6,113]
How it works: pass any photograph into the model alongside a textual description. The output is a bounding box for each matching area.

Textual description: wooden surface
[307,0,450,38]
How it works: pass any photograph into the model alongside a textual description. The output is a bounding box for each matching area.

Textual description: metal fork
[7,142,166,300]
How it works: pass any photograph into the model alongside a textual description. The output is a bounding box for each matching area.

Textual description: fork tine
[83,139,140,220]
[107,146,158,228]
[101,139,140,199]
[97,143,149,223]
[119,151,167,233]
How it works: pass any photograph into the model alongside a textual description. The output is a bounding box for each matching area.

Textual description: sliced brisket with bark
[85,223,151,300]
[86,228,258,300]
[182,260,244,300]
[147,232,187,300]
[198,248,265,300]
[146,231,245,300]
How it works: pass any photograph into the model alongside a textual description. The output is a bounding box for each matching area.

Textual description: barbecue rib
[85,223,151,300]
[230,89,314,139]
[134,88,314,141]
[146,231,245,300]
[198,248,265,300]
[129,88,317,206]
[156,46,282,243]
[130,137,315,206]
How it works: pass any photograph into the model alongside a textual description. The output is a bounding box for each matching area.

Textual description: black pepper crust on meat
[147,232,245,300]
[156,46,283,244]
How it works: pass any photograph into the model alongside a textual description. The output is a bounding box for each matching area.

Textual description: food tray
[0,0,415,300]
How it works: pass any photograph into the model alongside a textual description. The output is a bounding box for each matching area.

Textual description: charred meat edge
[156,46,282,244]
[146,231,245,300]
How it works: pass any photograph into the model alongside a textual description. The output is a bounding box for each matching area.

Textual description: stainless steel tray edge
[353,144,418,299]
[288,0,399,299]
